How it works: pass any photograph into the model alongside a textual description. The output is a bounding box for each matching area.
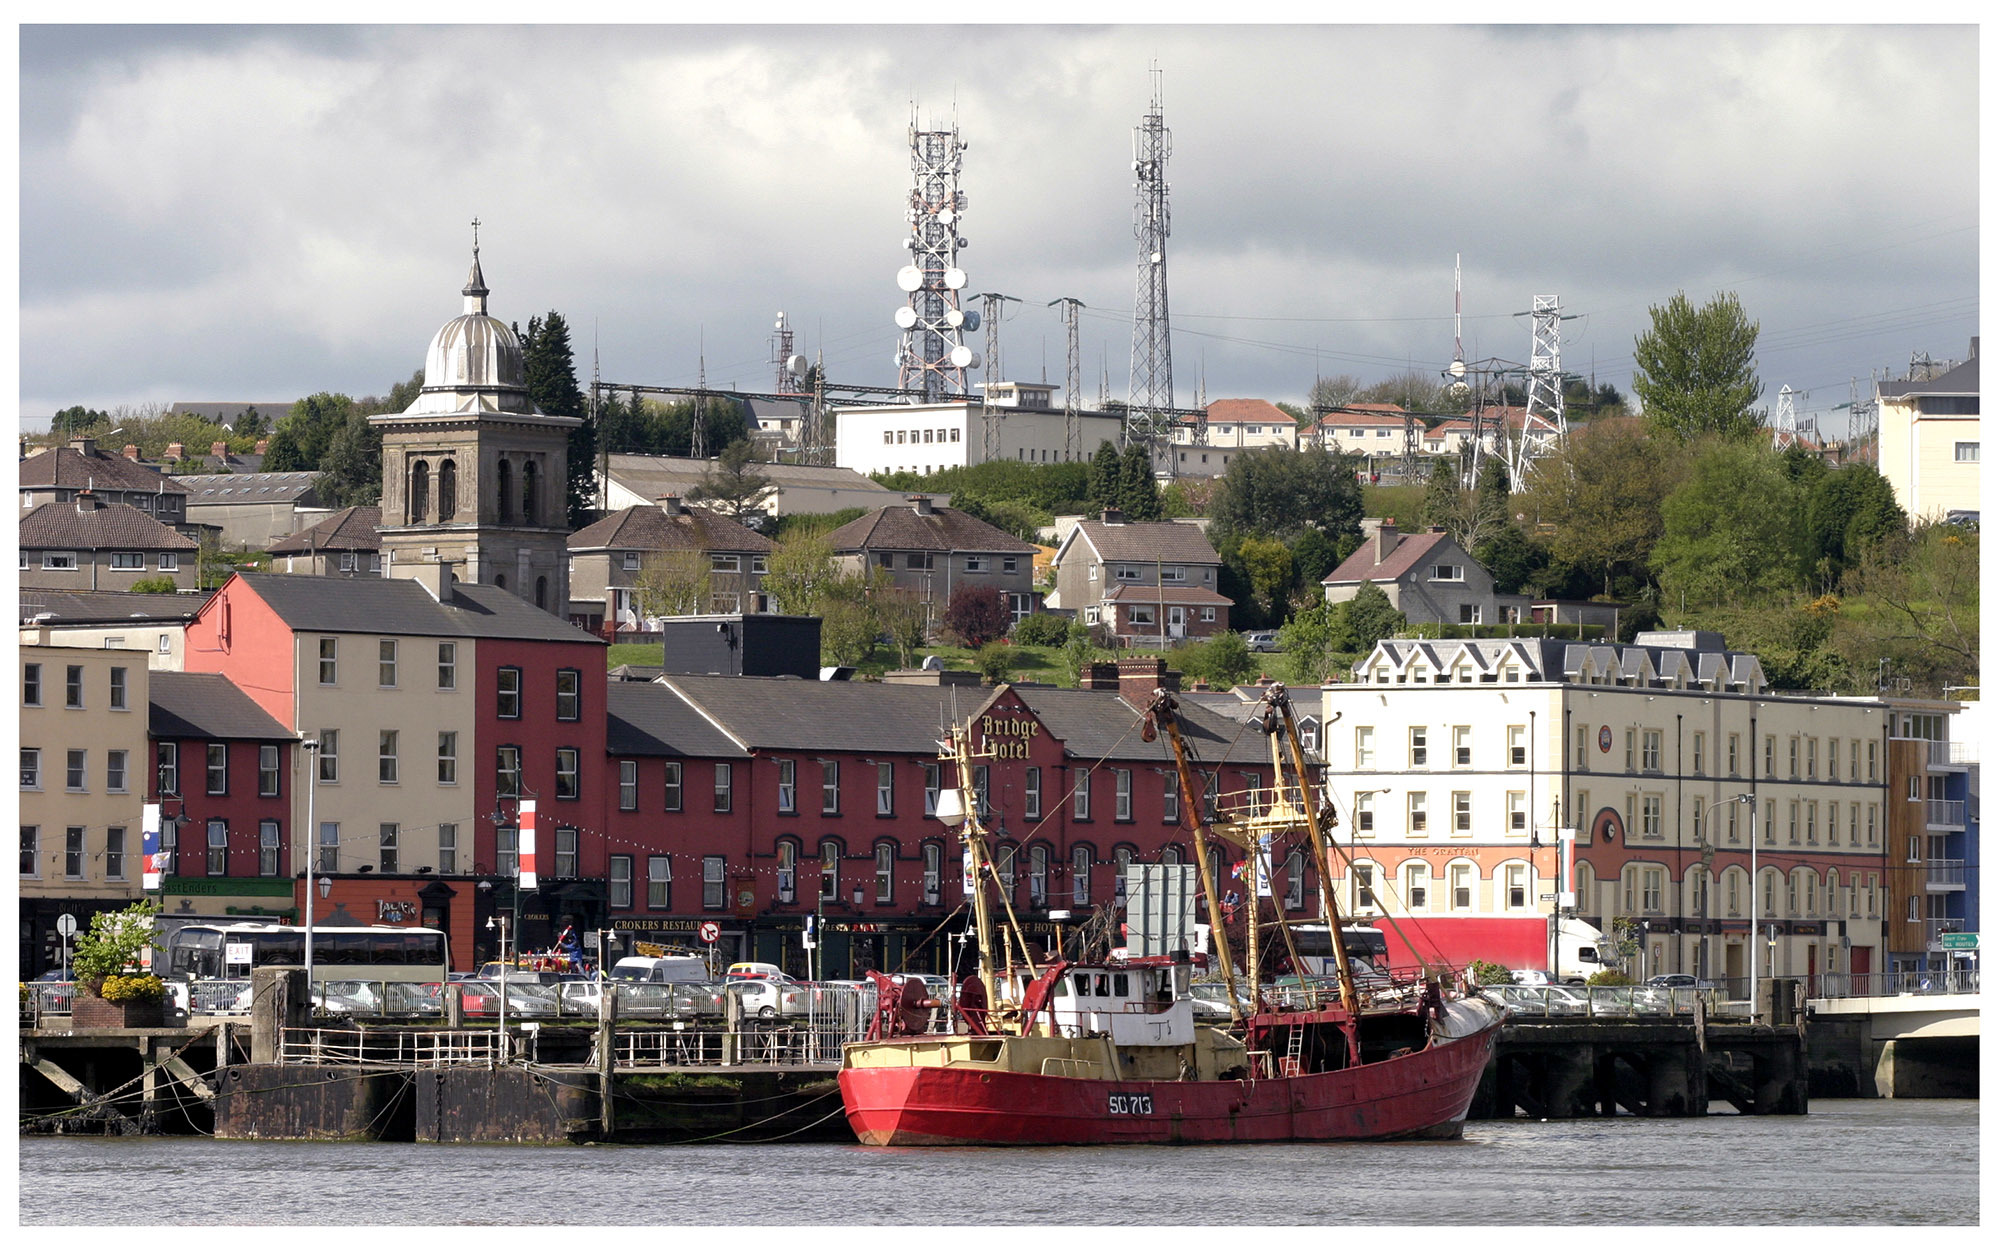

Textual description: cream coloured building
[19,633,151,971]
[1875,338,1980,523]
[1322,631,1893,991]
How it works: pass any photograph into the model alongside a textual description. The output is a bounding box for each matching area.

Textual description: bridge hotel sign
[976,712,1041,759]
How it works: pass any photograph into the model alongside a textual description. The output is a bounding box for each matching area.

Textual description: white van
[608,955,711,985]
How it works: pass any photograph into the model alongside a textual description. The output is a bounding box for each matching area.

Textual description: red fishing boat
[838,686,1501,1146]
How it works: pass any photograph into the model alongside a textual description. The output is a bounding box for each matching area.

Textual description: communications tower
[894,111,979,402]
[1128,67,1177,461]
[1513,293,1570,483]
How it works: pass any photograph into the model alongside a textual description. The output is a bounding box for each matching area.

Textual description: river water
[17,1099,1977,1226]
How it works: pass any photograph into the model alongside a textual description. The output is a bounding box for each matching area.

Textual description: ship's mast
[942,721,1040,1020]
[1262,685,1360,1019]
[1147,689,1247,1027]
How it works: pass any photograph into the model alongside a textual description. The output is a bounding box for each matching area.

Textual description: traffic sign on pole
[1939,932,1978,951]
[698,921,720,944]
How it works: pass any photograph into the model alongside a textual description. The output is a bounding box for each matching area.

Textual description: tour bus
[1289,924,1393,981]
[163,922,451,984]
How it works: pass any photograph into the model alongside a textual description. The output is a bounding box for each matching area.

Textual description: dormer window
[1431,564,1464,582]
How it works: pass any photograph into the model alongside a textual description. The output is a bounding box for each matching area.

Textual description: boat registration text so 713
[1107,1094,1155,1115]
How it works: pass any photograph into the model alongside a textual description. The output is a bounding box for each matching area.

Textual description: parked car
[1186,981,1255,1020]
[1242,630,1280,653]
[724,961,792,982]
[726,976,808,1019]
[1646,974,1711,990]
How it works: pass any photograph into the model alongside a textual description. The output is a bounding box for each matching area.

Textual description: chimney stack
[1115,655,1179,704]
[67,436,98,458]
[1375,521,1400,564]
[123,444,141,461]
[908,494,934,516]
[657,495,684,515]
[164,442,185,462]
[210,441,229,460]
[254,439,269,455]
[1101,507,1126,525]
[410,559,456,603]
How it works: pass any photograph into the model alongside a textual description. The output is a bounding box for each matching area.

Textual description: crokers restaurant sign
[977,712,1041,759]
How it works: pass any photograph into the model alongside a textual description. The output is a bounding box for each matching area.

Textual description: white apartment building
[1875,338,1980,523]
[1322,631,1894,992]
[833,383,1127,477]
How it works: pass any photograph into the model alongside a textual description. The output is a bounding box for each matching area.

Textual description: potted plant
[71,900,167,1029]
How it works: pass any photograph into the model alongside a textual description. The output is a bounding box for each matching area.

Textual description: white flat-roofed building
[1322,630,1896,992]
[833,382,1127,478]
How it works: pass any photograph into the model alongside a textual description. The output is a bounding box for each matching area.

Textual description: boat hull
[838,1024,1497,1146]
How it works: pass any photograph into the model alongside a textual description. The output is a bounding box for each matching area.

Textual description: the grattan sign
[977,713,1041,760]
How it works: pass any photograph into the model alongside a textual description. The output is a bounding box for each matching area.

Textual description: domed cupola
[411,239,533,412]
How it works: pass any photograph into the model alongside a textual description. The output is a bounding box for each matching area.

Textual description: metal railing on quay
[1811,969,1980,1000]
[27,982,76,1017]
[1480,984,1706,1020]
[280,1026,503,1066]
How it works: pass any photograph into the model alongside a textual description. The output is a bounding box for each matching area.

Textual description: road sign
[55,913,77,938]
[1939,932,1978,951]
[698,921,720,944]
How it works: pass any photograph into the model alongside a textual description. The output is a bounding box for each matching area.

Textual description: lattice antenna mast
[803,348,830,465]
[971,292,1019,462]
[692,335,709,461]
[1128,66,1176,465]
[770,312,797,393]
[895,110,976,402]
[1772,384,1797,450]
[1050,297,1085,460]
[1514,293,1570,483]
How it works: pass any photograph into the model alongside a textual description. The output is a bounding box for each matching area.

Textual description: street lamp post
[299,737,321,984]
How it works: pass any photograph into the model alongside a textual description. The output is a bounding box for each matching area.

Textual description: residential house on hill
[1875,337,1980,523]
[1323,523,1495,625]
[18,436,192,529]
[16,589,207,669]
[266,506,383,577]
[1051,510,1229,646]
[19,498,199,592]
[1310,404,1414,458]
[823,495,1041,627]
[567,497,776,634]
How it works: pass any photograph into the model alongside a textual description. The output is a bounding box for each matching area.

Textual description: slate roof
[1322,529,1449,585]
[20,588,209,626]
[178,472,323,506]
[1878,348,1979,399]
[20,501,199,550]
[1067,519,1221,566]
[660,675,992,754]
[568,504,774,554]
[149,671,294,741]
[1012,688,1248,765]
[606,681,750,758]
[824,502,1037,555]
[16,445,191,494]
[227,572,603,645]
[605,453,897,498]
[1314,404,1409,429]
[266,507,382,554]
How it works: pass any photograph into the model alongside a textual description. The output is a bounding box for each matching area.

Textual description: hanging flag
[141,804,162,891]
[1255,832,1273,899]
[962,842,976,893]
[518,800,538,890]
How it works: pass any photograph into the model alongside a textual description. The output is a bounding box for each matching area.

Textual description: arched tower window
[409,460,430,524]
[522,460,539,526]
[437,459,457,522]
[494,574,506,590]
[496,458,513,523]
[535,576,548,609]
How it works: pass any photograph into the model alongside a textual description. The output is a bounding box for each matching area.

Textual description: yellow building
[19,631,151,974]
[1876,338,1980,523]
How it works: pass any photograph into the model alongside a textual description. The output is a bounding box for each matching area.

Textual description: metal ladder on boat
[1281,1025,1305,1076]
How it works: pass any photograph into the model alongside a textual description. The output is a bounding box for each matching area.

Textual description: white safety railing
[280,1026,503,1066]
[1483,984,1704,1020]
[1813,969,1980,1000]
[1924,799,1967,827]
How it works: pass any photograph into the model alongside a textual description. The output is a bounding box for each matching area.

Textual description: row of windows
[619,551,769,574]
[1583,787,1883,849]
[144,743,285,798]
[1592,863,1885,922]
[20,824,134,881]
[1346,860,1538,913]
[872,551,1020,575]
[1357,724,1531,770]
[315,638,464,693]
[23,550,180,572]
[1574,728,1882,783]
[880,427,962,446]
[21,663,130,712]
[124,819,290,878]
[1349,788,1535,836]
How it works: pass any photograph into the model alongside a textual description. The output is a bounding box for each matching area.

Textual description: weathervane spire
[462,216,489,312]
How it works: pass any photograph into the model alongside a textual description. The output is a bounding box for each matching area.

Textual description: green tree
[70,899,162,994]
[1632,291,1765,440]
[51,405,108,436]
[1117,443,1162,520]
[1473,523,1545,596]
[1088,441,1123,513]
[1061,622,1111,686]
[632,550,713,618]
[877,587,931,667]
[316,411,383,508]
[1236,535,1294,617]
[1342,581,1406,652]
[974,642,1016,686]
[520,312,595,528]
[1804,462,1906,587]
[1524,417,1685,599]
[1652,440,1805,612]
[263,393,356,473]
[1173,632,1258,688]
[819,598,880,667]
[761,530,841,616]
[1308,373,1363,412]
[1290,529,1341,595]
[1211,445,1364,542]
[1836,523,1979,696]
[687,438,775,528]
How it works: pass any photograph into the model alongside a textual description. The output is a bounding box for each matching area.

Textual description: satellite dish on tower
[945,309,965,328]
[1448,359,1467,378]
[896,265,923,292]
[949,345,975,368]
[943,267,967,290]
[893,306,918,329]
[963,310,981,331]
[938,209,956,226]
[787,355,808,377]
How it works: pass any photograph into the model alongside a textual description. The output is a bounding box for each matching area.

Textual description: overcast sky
[17,22,1980,437]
